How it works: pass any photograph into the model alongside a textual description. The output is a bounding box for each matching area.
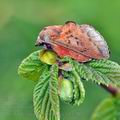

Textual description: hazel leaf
[18,50,49,81]
[33,71,51,120]
[62,57,120,87]
[71,70,85,105]
[62,57,110,86]
[33,64,60,120]
[88,59,120,86]
[49,64,60,120]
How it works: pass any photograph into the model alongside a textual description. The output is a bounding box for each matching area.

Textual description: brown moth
[35,21,110,62]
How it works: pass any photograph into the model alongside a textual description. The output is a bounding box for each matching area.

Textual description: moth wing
[52,22,109,60]
[80,24,110,59]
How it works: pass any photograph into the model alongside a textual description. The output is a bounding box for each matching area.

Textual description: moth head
[35,25,62,46]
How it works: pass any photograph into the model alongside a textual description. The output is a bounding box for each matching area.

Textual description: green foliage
[73,61,110,85]
[62,57,120,87]
[33,64,60,120]
[88,59,120,86]
[91,96,120,120]
[61,58,85,105]
[18,50,49,81]
[70,70,85,106]
[49,64,60,120]
[18,51,120,120]
[33,70,50,120]
[59,79,73,102]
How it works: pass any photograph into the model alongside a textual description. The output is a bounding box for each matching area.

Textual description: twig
[101,84,120,97]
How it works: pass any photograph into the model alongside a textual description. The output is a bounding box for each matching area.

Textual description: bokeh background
[0,0,120,120]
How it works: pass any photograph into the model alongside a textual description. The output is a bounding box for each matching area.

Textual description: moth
[35,21,110,62]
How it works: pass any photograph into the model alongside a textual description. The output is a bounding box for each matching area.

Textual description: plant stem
[101,84,120,97]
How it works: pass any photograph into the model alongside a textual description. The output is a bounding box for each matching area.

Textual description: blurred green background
[0,0,120,120]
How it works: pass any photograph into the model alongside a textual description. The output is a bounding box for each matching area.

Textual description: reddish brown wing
[51,22,109,62]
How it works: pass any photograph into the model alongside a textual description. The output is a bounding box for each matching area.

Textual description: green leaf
[88,59,120,86]
[62,57,110,86]
[33,71,50,120]
[33,64,60,120]
[71,70,85,105]
[61,57,85,105]
[49,64,60,120]
[62,57,120,86]
[73,60,110,85]
[91,96,120,120]
[18,50,48,81]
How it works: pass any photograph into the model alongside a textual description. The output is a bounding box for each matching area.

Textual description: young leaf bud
[39,49,57,65]
[59,79,73,102]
